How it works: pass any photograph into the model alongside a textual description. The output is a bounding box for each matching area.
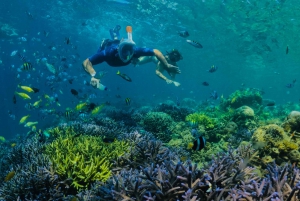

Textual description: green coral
[220,88,263,110]
[191,140,228,168]
[186,113,216,130]
[141,112,174,142]
[45,132,129,190]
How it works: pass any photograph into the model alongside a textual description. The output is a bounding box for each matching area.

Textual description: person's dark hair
[166,49,183,62]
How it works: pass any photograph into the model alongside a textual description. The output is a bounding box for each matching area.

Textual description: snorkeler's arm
[154,49,181,74]
[153,49,168,67]
[83,58,96,77]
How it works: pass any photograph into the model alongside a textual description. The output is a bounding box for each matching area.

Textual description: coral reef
[45,131,130,190]
[0,137,68,200]
[186,113,216,130]
[141,112,175,142]
[251,124,300,165]
[282,110,300,133]
[220,88,263,110]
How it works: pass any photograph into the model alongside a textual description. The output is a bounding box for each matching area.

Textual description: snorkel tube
[126,26,133,42]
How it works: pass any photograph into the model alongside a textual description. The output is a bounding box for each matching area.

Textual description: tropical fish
[4,171,15,182]
[65,110,73,119]
[208,65,218,73]
[117,71,132,82]
[20,62,34,71]
[13,95,16,104]
[91,104,105,115]
[24,121,38,127]
[19,114,30,124]
[45,62,56,74]
[32,125,37,132]
[286,46,289,54]
[178,30,189,38]
[33,99,42,108]
[202,81,209,86]
[65,37,70,45]
[71,89,78,96]
[18,85,34,93]
[187,136,206,151]
[11,143,16,148]
[75,102,87,111]
[186,40,203,48]
[10,50,18,56]
[15,92,31,100]
[44,94,50,99]
[125,98,131,105]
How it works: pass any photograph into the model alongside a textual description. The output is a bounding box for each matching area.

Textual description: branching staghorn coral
[0,136,68,200]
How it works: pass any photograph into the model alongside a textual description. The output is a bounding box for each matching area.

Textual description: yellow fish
[18,85,34,93]
[91,103,105,115]
[24,121,38,127]
[44,94,50,99]
[33,99,42,108]
[11,143,16,148]
[19,115,30,124]
[75,102,87,111]
[4,171,15,182]
[15,92,31,100]
[32,125,37,132]
[0,136,5,142]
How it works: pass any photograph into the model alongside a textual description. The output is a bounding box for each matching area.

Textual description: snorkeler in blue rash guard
[82,26,180,89]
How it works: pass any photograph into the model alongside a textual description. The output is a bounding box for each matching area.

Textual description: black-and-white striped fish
[186,40,203,48]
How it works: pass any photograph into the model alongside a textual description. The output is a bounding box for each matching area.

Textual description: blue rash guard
[89,42,155,67]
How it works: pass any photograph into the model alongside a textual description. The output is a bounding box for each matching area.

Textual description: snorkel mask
[167,49,183,62]
[118,26,136,63]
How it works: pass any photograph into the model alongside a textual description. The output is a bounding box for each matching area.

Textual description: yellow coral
[185,113,216,130]
[45,132,130,190]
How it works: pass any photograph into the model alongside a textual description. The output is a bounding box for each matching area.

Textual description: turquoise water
[0,0,300,137]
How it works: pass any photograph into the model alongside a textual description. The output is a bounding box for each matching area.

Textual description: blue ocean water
[1,0,300,139]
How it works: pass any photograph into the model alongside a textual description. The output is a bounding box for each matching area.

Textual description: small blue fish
[186,40,203,48]
[107,0,130,4]
[210,90,219,100]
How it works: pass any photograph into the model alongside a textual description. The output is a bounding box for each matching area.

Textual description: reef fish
[20,62,34,71]
[178,30,189,38]
[187,136,206,151]
[45,62,56,74]
[186,40,203,48]
[91,103,105,115]
[15,92,31,100]
[24,121,38,127]
[18,85,34,93]
[4,171,15,182]
[125,97,131,105]
[117,70,132,82]
[19,115,30,124]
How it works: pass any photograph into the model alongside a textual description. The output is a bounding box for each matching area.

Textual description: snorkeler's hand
[131,58,139,67]
[173,81,181,87]
[166,79,173,84]
[167,64,181,74]
[90,77,100,89]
